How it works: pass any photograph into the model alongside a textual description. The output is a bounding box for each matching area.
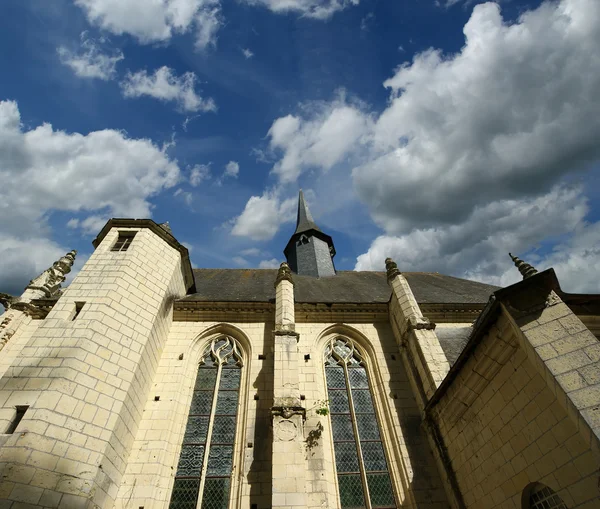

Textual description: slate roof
[435,325,473,366]
[182,269,499,305]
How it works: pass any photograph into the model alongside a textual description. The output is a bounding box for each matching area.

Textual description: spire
[509,253,538,280]
[283,190,336,277]
[295,190,321,235]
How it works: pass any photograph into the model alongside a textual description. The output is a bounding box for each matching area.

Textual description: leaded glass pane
[329,390,350,413]
[215,391,238,415]
[333,340,352,360]
[195,369,218,390]
[361,441,387,472]
[201,478,231,509]
[211,416,236,444]
[338,474,366,508]
[176,445,205,477]
[334,442,360,473]
[331,414,355,442]
[184,416,209,444]
[348,367,369,389]
[190,391,214,415]
[352,389,374,414]
[356,413,380,441]
[367,473,395,507]
[326,367,346,388]
[220,368,241,390]
[169,478,200,509]
[206,445,233,476]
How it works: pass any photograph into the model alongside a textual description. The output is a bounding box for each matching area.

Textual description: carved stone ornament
[26,250,77,298]
[385,257,401,281]
[509,253,538,280]
[274,419,298,441]
[406,315,436,332]
[271,406,306,420]
[274,261,294,287]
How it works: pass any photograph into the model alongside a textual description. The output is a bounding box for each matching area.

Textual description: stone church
[0,191,598,509]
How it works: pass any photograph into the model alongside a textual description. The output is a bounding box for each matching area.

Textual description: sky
[1,0,600,298]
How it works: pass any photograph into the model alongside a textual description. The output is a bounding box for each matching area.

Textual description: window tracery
[170,336,243,509]
[325,337,397,509]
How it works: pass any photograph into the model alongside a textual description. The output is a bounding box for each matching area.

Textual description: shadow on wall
[374,321,449,508]
[246,321,274,509]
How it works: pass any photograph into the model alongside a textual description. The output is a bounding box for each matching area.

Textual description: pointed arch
[169,324,252,509]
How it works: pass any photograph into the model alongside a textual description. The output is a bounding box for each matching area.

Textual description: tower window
[325,337,397,509]
[6,406,28,434]
[72,302,85,320]
[169,336,243,509]
[524,483,568,509]
[111,231,137,252]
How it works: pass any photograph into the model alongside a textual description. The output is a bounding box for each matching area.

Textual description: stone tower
[283,190,336,277]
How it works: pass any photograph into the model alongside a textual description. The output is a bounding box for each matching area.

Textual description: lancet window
[169,336,243,509]
[325,337,397,509]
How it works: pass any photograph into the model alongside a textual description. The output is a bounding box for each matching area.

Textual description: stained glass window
[325,337,397,509]
[169,337,243,509]
[527,484,568,509]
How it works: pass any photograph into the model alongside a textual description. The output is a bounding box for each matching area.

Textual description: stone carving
[25,250,77,298]
[271,406,306,420]
[0,293,18,310]
[274,419,298,441]
[385,257,401,281]
[274,261,294,287]
[509,253,538,280]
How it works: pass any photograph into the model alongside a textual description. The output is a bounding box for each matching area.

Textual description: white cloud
[231,192,296,241]
[223,161,239,178]
[259,0,600,292]
[57,32,123,80]
[190,164,211,186]
[0,99,181,290]
[355,185,597,291]
[259,258,280,268]
[174,188,193,205]
[74,0,221,49]
[232,256,249,266]
[241,0,359,19]
[240,247,262,257]
[121,66,216,113]
[242,48,254,59]
[267,96,371,183]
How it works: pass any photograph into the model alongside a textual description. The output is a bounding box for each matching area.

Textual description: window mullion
[343,363,372,509]
[196,361,222,509]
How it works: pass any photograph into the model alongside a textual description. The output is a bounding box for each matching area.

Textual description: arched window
[325,337,397,509]
[169,336,243,509]
[523,483,568,509]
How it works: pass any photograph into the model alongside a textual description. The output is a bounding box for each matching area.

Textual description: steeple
[509,253,538,280]
[284,191,336,277]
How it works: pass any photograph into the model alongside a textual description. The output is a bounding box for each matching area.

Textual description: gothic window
[325,337,397,509]
[111,231,136,252]
[169,337,243,509]
[524,483,568,509]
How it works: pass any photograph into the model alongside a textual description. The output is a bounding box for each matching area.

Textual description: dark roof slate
[435,326,473,366]
[183,269,499,305]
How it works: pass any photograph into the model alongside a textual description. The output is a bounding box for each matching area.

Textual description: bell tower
[283,190,336,277]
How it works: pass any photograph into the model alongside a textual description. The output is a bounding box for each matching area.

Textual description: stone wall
[114,319,448,509]
[430,312,600,508]
[0,226,187,508]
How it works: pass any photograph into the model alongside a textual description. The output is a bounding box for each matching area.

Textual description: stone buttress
[271,263,307,508]
[0,220,194,508]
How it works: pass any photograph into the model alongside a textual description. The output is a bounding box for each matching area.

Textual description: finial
[274,262,294,287]
[26,249,78,297]
[509,253,538,280]
[159,222,172,234]
[385,257,401,281]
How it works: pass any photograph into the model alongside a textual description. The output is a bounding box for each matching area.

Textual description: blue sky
[1,0,599,297]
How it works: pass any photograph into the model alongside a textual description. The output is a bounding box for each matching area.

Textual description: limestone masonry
[0,192,598,509]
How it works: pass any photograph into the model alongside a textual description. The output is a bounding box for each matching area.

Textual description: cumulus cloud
[241,0,359,19]
[258,0,600,292]
[121,66,216,113]
[57,32,123,80]
[0,99,181,291]
[266,95,371,183]
[231,192,296,241]
[74,0,222,49]
[190,164,211,186]
[355,185,597,291]
[223,161,239,178]
[258,258,280,268]
[242,48,254,59]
